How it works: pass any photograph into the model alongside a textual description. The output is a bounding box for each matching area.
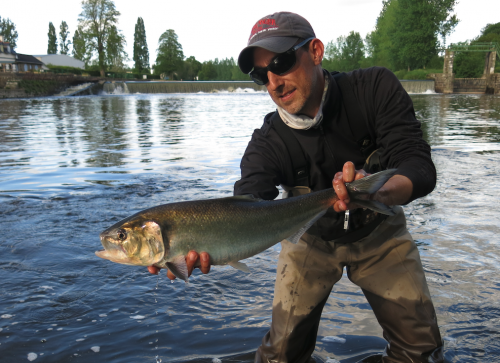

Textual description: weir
[102,81,266,94]
[399,80,435,94]
[98,80,436,95]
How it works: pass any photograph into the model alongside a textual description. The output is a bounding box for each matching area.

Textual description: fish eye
[117,230,127,241]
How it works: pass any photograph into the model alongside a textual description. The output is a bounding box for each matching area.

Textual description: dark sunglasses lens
[249,48,298,85]
[250,69,268,85]
[270,52,296,75]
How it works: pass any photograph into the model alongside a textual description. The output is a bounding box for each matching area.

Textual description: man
[150,11,443,363]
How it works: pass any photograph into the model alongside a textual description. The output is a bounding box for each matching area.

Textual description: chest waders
[255,72,444,363]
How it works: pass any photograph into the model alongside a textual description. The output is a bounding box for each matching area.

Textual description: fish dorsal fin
[286,211,327,244]
[166,255,189,282]
[228,261,250,272]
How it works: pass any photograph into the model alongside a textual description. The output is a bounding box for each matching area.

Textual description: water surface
[1,92,499,362]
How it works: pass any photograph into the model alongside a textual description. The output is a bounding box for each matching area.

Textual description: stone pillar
[442,50,455,94]
[484,51,496,76]
[485,51,497,94]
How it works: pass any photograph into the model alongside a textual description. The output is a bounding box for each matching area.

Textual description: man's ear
[310,39,324,66]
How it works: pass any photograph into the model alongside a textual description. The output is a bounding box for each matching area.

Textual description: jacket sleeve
[355,67,436,203]
[233,127,289,200]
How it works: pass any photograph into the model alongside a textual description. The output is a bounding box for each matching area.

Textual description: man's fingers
[354,171,366,180]
[333,199,348,213]
[148,266,160,275]
[333,172,350,202]
[342,161,355,183]
[186,251,199,277]
[167,270,176,280]
[199,252,210,274]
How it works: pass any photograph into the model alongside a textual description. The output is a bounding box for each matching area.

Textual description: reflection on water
[0,93,500,362]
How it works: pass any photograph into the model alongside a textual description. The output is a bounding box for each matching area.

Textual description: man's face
[253,43,321,117]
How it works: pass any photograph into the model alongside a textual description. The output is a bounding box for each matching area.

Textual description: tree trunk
[98,40,105,78]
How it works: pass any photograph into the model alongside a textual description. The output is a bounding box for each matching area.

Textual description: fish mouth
[96,233,130,263]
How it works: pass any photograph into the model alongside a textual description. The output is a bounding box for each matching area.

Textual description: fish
[96,169,397,281]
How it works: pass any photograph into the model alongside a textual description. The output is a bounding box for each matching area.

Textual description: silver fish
[96,169,396,281]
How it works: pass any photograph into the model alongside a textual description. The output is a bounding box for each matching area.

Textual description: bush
[393,69,442,80]
[46,65,85,75]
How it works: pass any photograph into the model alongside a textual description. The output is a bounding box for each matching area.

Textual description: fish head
[96,220,165,266]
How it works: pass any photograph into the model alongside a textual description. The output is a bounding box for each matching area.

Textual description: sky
[2,0,499,66]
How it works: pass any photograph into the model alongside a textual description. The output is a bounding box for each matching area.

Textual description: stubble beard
[273,72,317,116]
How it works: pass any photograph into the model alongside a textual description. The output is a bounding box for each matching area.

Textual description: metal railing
[448,42,499,52]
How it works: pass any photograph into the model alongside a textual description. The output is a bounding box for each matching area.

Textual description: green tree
[72,26,92,64]
[47,22,58,54]
[78,0,122,77]
[106,25,128,71]
[133,17,149,73]
[390,0,458,70]
[182,56,201,80]
[323,31,365,72]
[367,0,400,69]
[59,21,70,55]
[154,29,184,79]
[231,65,249,80]
[0,17,18,49]
[198,61,217,80]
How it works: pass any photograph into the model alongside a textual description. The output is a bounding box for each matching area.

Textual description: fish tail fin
[346,169,398,216]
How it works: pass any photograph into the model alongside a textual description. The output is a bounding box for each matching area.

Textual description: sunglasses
[249,37,315,85]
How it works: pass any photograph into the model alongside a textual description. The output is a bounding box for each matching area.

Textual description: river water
[0,91,499,363]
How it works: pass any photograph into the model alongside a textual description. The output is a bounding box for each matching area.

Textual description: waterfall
[102,81,266,94]
[399,80,435,94]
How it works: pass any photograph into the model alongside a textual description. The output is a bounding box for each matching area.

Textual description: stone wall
[429,73,500,94]
[454,78,487,93]
[486,74,500,94]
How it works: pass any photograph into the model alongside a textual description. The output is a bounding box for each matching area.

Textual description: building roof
[33,54,85,69]
[16,54,45,65]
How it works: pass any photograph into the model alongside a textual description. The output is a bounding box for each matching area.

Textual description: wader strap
[270,112,310,187]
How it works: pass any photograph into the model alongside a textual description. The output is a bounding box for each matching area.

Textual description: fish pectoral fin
[228,261,250,273]
[166,255,189,282]
[286,211,327,244]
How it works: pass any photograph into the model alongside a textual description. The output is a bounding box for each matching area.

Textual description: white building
[34,54,85,69]
[0,35,17,72]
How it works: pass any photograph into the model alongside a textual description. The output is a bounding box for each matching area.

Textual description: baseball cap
[238,12,316,74]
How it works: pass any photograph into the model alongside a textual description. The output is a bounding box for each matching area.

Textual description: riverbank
[2,72,499,98]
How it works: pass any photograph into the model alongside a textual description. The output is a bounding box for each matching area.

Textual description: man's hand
[333,161,368,212]
[332,161,413,213]
[147,251,211,280]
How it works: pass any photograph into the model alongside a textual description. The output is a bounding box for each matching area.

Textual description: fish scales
[159,189,336,265]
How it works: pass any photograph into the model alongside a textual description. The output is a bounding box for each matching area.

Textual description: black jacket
[234,67,436,240]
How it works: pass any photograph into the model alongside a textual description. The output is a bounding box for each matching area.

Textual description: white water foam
[91,346,100,352]
[27,353,37,361]
[130,315,146,320]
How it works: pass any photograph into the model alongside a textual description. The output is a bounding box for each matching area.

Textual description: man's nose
[266,71,284,91]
